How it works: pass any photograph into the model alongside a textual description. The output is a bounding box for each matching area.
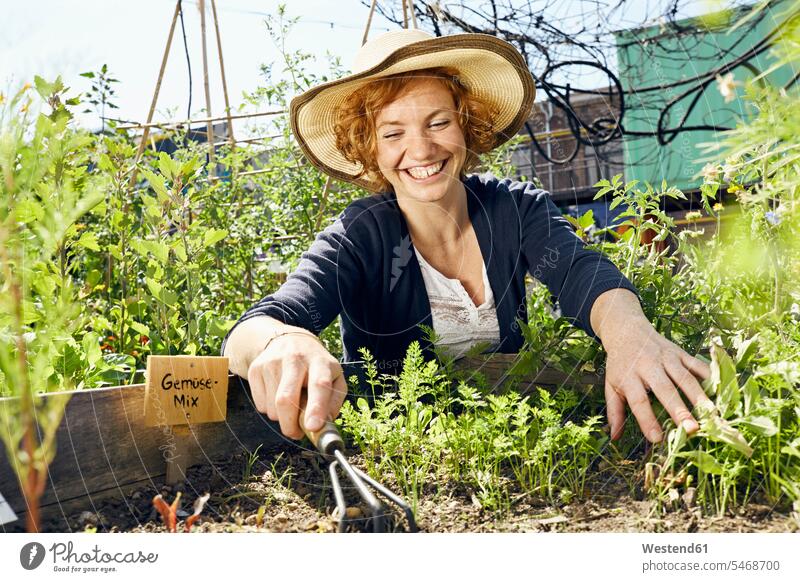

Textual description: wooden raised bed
[0,354,602,531]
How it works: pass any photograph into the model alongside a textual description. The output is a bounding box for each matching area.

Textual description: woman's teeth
[405,160,445,180]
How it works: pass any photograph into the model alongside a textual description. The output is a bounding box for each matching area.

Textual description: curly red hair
[332,67,498,192]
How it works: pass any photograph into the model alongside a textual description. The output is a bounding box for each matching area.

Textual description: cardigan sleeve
[503,178,640,339]
[221,200,373,352]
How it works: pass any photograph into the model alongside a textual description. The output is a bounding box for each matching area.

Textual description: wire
[182,0,392,33]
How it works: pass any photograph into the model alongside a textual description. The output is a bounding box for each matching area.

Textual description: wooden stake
[402,0,409,28]
[165,425,195,485]
[314,176,333,232]
[362,0,377,45]
[198,0,216,171]
[128,0,181,189]
[116,109,283,132]
[408,0,418,29]
[210,0,236,150]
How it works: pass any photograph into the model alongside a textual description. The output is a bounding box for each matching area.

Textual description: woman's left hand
[590,289,712,443]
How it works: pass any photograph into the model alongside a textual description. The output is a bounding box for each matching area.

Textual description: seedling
[152,492,210,532]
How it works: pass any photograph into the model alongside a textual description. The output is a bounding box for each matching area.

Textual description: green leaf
[578,209,595,229]
[677,450,724,475]
[139,240,170,264]
[780,441,800,459]
[145,277,162,299]
[82,332,102,367]
[706,338,740,418]
[734,334,759,371]
[77,232,101,252]
[160,288,179,307]
[141,169,170,203]
[742,375,759,416]
[33,75,54,98]
[129,321,150,336]
[203,228,228,248]
[157,152,179,181]
[172,242,187,262]
[738,416,778,437]
[699,410,753,458]
[15,199,45,223]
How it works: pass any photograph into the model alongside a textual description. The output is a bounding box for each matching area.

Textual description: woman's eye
[383,132,401,139]
[430,120,450,128]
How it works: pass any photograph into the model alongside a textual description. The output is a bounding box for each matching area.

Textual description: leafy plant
[80,64,120,133]
[0,78,109,531]
[339,342,606,513]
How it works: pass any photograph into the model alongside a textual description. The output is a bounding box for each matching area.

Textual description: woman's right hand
[247,331,348,440]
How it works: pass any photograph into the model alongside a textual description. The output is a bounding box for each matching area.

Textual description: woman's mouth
[402,158,448,182]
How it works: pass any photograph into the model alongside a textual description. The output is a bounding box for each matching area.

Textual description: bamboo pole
[128,0,181,189]
[362,0,377,45]
[210,0,236,149]
[209,134,281,148]
[402,0,409,28]
[314,178,332,232]
[116,109,284,132]
[198,0,216,170]
[408,0,418,28]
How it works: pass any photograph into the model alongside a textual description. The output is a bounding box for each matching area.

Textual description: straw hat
[290,29,536,189]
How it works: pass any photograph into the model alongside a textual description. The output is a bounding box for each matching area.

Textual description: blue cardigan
[224,174,637,373]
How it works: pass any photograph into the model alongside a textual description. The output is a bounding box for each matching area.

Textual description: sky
[1,0,740,131]
[0,0,397,130]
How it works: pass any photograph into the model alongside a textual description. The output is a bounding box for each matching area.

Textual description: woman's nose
[404,133,438,162]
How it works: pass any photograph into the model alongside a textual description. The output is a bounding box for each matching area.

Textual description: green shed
[615,2,796,192]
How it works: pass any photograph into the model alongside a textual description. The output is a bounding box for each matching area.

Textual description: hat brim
[290,34,536,190]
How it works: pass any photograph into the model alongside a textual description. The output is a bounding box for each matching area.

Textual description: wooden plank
[0,356,602,530]
[453,353,604,391]
[0,375,282,527]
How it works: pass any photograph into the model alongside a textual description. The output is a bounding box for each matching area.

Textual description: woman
[223,29,711,444]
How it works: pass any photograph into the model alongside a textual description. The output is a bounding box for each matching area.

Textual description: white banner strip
[0,532,798,581]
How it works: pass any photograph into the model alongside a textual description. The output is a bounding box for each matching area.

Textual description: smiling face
[373,77,468,203]
[333,67,498,193]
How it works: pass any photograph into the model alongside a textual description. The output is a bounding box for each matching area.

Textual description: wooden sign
[144,356,229,427]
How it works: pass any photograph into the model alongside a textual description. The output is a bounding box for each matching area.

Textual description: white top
[414,247,501,359]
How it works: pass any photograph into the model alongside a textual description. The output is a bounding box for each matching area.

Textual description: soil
[41,442,798,534]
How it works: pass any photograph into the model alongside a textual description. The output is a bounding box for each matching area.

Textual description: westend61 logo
[19,541,158,574]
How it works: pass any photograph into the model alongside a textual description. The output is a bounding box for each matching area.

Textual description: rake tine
[333,450,386,533]
[350,464,418,532]
[329,460,348,533]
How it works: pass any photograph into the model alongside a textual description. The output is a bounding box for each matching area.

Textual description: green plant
[0,78,108,531]
[648,333,798,515]
[79,64,120,133]
[242,444,263,482]
[339,342,607,513]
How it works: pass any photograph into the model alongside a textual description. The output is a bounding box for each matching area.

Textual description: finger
[605,380,627,441]
[329,371,348,420]
[680,351,711,381]
[263,359,281,422]
[274,356,306,439]
[247,362,275,420]
[304,359,334,432]
[666,355,711,407]
[622,377,663,443]
[647,368,698,434]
